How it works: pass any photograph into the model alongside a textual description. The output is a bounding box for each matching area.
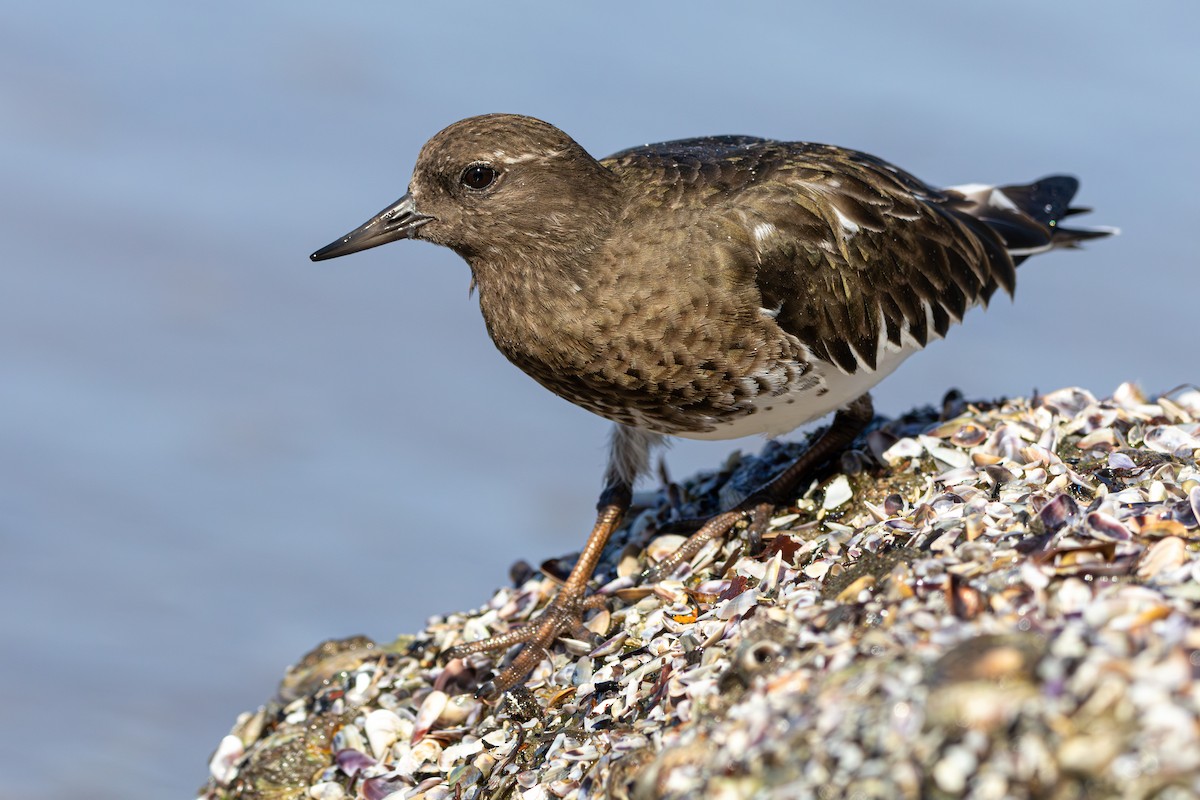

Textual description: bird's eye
[460,164,498,191]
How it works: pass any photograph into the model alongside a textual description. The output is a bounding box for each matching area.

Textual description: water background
[3,2,1197,797]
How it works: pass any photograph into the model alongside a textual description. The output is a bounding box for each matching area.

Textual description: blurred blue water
[1,2,1196,797]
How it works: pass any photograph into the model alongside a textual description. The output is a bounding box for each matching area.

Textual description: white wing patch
[944,182,1019,212]
[946,181,1056,257]
[833,207,859,237]
[759,299,784,319]
[753,221,777,243]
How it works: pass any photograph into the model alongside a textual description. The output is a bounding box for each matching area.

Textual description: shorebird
[312,113,1111,696]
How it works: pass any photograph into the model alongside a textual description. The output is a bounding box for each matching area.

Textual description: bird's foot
[641,500,776,582]
[442,395,873,700]
[644,394,875,582]
[445,588,609,699]
[444,488,630,701]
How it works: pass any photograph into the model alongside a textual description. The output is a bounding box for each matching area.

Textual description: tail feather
[945,175,1116,262]
[996,175,1079,225]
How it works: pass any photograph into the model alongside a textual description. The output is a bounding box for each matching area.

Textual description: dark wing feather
[604,135,771,166]
[602,137,1020,375]
[601,136,789,199]
[744,146,1015,373]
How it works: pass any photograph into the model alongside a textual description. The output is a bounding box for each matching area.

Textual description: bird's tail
[945,176,1117,264]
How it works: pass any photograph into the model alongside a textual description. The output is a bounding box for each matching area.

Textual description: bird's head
[311,114,619,266]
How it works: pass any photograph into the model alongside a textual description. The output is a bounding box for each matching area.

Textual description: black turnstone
[312,113,1112,696]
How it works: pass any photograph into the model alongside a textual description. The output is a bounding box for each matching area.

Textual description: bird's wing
[739,145,1016,374]
[601,138,1017,375]
[601,136,779,200]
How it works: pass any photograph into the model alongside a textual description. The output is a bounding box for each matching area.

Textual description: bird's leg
[445,425,660,699]
[445,482,631,698]
[643,393,874,582]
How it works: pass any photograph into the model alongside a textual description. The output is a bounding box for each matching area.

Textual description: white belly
[677,344,916,442]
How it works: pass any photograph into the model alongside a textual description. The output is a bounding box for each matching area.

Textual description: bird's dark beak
[310,192,434,261]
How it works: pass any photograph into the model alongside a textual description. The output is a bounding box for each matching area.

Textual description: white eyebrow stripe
[492,146,569,165]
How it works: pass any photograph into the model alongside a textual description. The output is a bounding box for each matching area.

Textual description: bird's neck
[464,163,629,372]
[467,243,598,367]
[463,171,625,317]
[467,207,624,376]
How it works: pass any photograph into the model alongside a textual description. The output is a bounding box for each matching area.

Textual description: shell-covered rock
[200,384,1200,800]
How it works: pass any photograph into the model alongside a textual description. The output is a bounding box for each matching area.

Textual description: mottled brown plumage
[316,114,1105,444]
[311,114,1111,696]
